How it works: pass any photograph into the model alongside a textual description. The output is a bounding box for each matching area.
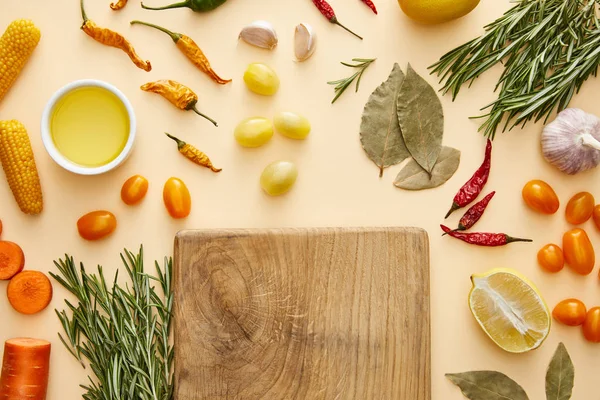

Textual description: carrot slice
[0,338,51,400]
[7,271,52,315]
[0,241,24,280]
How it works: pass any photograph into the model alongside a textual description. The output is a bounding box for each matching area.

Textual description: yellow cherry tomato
[234,117,273,148]
[562,228,595,275]
[522,180,560,214]
[121,175,149,206]
[583,307,600,343]
[565,192,595,225]
[273,112,311,140]
[243,63,280,96]
[260,161,298,196]
[163,177,191,219]
[552,299,587,326]
[537,244,564,273]
[77,211,117,241]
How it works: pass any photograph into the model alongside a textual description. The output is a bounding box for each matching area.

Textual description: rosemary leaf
[328,58,376,103]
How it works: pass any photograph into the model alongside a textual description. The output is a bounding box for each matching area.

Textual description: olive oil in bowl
[50,86,130,168]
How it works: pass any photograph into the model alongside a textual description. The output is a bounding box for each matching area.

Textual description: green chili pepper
[141,0,226,12]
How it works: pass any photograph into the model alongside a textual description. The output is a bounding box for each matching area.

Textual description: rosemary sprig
[429,0,600,139]
[328,58,376,103]
[49,247,174,400]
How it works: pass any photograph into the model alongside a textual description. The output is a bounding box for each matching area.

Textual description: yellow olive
[273,112,311,140]
[234,117,274,148]
[260,161,298,196]
[243,63,280,96]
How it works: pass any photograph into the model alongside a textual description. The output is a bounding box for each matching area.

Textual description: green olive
[260,161,298,196]
[273,112,311,140]
[243,63,280,96]
[234,117,273,147]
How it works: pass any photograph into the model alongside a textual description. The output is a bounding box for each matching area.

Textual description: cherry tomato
[562,228,595,275]
[522,180,560,214]
[77,211,117,241]
[537,244,564,273]
[552,299,587,326]
[163,177,191,219]
[121,175,149,205]
[593,205,600,231]
[583,307,600,343]
[565,192,595,225]
[0,219,3,237]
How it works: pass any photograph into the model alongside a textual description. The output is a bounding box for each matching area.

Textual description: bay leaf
[446,371,529,400]
[545,343,574,400]
[394,146,460,190]
[397,64,443,176]
[360,63,411,177]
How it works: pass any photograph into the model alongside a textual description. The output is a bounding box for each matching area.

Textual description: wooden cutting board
[174,227,430,400]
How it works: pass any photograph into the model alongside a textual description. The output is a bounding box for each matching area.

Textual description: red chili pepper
[445,139,492,219]
[444,192,496,235]
[311,0,363,40]
[360,0,377,14]
[441,225,532,247]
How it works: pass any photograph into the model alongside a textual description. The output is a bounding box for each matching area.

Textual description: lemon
[398,0,480,24]
[469,268,550,353]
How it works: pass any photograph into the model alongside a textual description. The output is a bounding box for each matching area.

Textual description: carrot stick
[7,271,53,314]
[0,241,24,280]
[0,338,51,400]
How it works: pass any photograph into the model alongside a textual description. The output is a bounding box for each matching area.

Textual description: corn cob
[0,20,41,103]
[0,121,43,215]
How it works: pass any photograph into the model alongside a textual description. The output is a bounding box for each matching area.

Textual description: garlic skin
[294,23,317,62]
[239,21,278,50]
[542,108,600,175]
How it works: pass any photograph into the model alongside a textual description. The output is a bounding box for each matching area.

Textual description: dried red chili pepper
[441,225,532,247]
[360,0,377,14]
[311,0,363,40]
[444,192,496,235]
[445,139,492,219]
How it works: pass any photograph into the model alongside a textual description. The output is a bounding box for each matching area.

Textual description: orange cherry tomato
[565,192,595,225]
[552,299,587,326]
[163,177,191,219]
[522,180,560,214]
[537,244,564,273]
[0,219,3,237]
[121,175,149,205]
[562,228,595,275]
[593,205,600,231]
[583,307,600,343]
[77,211,117,241]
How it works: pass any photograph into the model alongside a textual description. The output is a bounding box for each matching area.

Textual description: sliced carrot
[7,271,52,315]
[0,338,51,400]
[0,241,24,280]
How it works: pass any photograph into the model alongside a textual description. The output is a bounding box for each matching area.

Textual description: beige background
[1,0,600,398]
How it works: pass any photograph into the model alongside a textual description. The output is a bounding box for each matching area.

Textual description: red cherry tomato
[121,175,149,205]
[552,299,587,326]
[565,192,595,225]
[77,211,117,241]
[163,177,191,219]
[537,244,564,273]
[522,180,560,214]
[583,307,600,343]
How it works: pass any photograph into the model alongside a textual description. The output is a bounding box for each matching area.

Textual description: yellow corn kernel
[0,120,43,215]
[0,19,41,103]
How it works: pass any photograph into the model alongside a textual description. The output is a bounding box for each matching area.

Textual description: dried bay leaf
[360,63,411,177]
[446,371,529,400]
[397,64,443,176]
[545,343,574,400]
[394,146,460,190]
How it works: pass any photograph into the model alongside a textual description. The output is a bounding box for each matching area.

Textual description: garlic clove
[239,21,278,50]
[542,108,600,175]
[294,23,317,62]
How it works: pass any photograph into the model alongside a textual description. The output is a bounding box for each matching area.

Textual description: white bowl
[41,79,136,175]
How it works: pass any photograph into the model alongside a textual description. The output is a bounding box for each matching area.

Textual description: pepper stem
[330,17,363,40]
[165,133,186,150]
[141,0,190,11]
[190,106,218,127]
[505,236,533,244]
[130,20,181,43]
[80,0,89,23]
[581,133,600,151]
[444,202,460,219]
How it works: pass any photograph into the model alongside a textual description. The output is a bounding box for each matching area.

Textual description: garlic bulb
[294,23,316,62]
[239,21,278,50]
[542,108,600,175]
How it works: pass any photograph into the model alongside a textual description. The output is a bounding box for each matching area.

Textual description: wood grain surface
[174,227,430,400]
